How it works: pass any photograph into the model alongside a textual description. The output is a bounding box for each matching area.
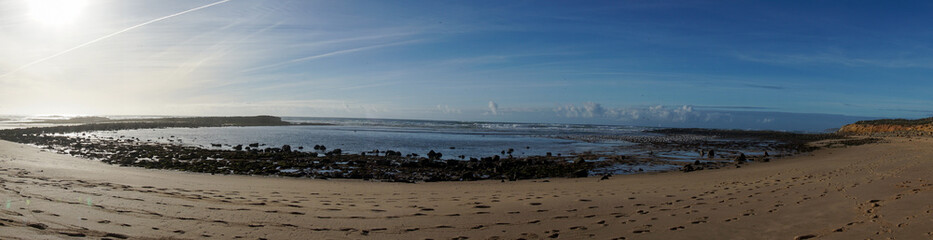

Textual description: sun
[28,0,88,26]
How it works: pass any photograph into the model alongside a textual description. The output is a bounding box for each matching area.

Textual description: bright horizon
[3,0,932,131]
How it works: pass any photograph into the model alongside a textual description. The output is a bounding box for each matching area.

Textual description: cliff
[838,117,933,134]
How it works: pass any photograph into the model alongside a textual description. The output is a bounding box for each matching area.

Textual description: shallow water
[71,124,637,160]
[16,117,790,176]
[589,163,682,175]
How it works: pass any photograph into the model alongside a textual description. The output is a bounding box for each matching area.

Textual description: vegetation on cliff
[850,117,933,126]
[839,117,933,134]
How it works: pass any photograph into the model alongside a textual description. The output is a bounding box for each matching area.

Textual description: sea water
[67,117,651,160]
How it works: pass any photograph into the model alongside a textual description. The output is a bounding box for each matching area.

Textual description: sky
[1,0,932,131]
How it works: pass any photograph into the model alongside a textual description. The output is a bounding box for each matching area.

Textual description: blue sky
[1,0,932,131]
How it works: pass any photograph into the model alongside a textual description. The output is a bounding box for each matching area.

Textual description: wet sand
[1,138,931,239]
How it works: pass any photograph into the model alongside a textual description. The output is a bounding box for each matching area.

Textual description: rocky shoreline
[0,117,880,182]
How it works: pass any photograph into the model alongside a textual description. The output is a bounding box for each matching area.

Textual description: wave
[282,117,651,135]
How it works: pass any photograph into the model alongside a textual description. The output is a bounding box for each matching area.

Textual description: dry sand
[1,138,931,240]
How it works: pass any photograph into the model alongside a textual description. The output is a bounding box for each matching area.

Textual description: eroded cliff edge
[838,117,933,134]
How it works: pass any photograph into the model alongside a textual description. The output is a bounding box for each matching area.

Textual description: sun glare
[28,0,88,26]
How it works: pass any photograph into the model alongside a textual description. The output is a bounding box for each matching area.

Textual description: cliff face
[838,123,933,134]
[838,117,933,134]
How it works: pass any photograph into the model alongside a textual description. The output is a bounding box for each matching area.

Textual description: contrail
[0,0,231,79]
[241,39,422,73]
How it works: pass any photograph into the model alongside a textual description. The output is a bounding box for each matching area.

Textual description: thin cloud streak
[241,39,423,73]
[168,21,285,79]
[733,52,933,69]
[693,105,776,110]
[0,0,231,80]
[742,83,785,90]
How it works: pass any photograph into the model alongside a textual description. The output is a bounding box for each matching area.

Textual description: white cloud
[703,112,734,123]
[555,103,707,123]
[436,104,462,114]
[487,101,499,115]
[554,102,610,118]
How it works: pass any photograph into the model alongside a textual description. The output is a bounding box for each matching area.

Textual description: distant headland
[838,117,933,134]
[22,115,330,132]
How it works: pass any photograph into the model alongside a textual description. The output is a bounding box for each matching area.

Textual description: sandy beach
[1,137,931,240]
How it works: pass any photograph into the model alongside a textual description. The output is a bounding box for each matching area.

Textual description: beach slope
[1,138,931,239]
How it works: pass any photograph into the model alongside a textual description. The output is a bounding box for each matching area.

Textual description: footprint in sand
[104,233,129,239]
[691,216,710,224]
[27,223,48,230]
[58,232,86,237]
[794,234,817,240]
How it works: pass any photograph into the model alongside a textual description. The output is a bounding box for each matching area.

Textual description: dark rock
[682,164,695,173]
[572,169,588,178]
